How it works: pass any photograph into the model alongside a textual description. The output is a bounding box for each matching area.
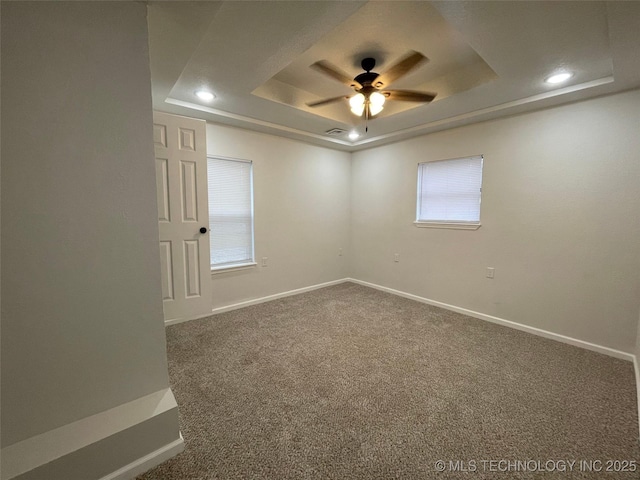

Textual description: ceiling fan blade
[310,60,362,89]
[383,90,436,102]
[376,51,428,87]
[306,95,349,107]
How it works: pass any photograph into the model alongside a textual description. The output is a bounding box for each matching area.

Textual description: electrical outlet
[394,253,400,263]
[486,267,495,279]
[262,257,268,267]
[339,248,343,256]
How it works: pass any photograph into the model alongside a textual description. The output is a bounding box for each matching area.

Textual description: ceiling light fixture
[545,72,572,85]
[349,93,365,116]
[369,91,385,116]
[348,131,359,141]
[349,90,385,117]
[195,90,215,102]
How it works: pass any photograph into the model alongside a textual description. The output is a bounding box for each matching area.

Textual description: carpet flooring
[138,282,639,479]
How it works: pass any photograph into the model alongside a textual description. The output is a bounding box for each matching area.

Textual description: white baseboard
[346,278,635,362]
[99,433,184,480]
[164,310,218,327]
[165,278,350,326]
[1,389,181,480]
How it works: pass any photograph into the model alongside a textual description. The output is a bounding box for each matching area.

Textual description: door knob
[199,227,208,234]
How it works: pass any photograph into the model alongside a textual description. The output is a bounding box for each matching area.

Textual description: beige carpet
[138,282,639,479]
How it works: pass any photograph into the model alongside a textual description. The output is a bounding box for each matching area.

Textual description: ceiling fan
[306,51,436,126]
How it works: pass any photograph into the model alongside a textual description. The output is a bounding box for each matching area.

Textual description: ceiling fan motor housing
[354,57,380,88]
[354,72,379,88]
[361,57,376,72]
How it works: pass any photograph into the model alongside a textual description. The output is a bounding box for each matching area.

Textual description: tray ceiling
[148,1,640,151]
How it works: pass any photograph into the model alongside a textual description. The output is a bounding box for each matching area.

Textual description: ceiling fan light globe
[349,93,366,116]
[369,103,384,116]
[349,93,365,108]
[350,105,365,117]
[370,91,385,107]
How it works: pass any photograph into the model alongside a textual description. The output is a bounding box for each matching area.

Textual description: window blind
[417,155,483,223]
[207,157,254,267]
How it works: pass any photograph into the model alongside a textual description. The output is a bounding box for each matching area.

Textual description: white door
[153,111,212,322]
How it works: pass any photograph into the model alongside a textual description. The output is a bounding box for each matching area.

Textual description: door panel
[155,158,170,222]
[153,123,167,147]
[180,160,198,222]
[153,111,211,322]
[179,127,196,151]
[159,241,174,300]
[183,240,201,298]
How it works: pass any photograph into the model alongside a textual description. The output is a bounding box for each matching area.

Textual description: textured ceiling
[148,1,640,151]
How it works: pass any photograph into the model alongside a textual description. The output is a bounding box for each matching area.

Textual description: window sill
[413,221,481,230]
[211,262,257,275]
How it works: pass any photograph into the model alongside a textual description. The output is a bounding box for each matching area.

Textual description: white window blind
[417,155,483,224]
[207,157,254,268]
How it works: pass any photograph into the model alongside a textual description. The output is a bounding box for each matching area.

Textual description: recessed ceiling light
[195,90,215,102]
[348,131,360,141]
[545,72,573,85]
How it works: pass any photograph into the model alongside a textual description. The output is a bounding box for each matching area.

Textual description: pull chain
[365,103,369,133]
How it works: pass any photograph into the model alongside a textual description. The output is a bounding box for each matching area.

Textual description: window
[415,155,483,229]
[207,157,255,270]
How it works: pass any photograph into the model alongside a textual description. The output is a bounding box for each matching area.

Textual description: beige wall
[350,90,640,353]
[1,0,174,453]
[206,124,351,308]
